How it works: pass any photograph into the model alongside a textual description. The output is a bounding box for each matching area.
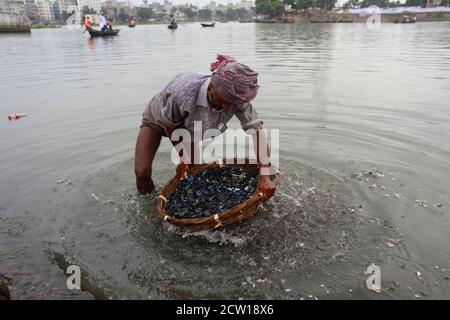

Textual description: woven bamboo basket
[158,158,269,229]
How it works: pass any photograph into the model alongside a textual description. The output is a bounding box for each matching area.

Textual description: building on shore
[78,0,101,13]
[56,0,76,16]
[0,0,31,32]
[206,1,216,13]
[24,0,38,20]
[3,0,26,15]
[35,0,52,22]
[239,0,254,11]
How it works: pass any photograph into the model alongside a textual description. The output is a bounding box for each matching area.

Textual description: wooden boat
[201,22,215,27]
[394,16,417,24]
[87,28,119,37]
[128,16,136,28]
[168,23,177,29]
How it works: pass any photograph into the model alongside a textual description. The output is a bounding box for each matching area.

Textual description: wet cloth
[210,54,259,105]
[141,72,263,138]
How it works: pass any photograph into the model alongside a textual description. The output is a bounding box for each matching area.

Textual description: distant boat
[128,16,136,28]
[201,22,215,27]
[394,15,417,24]
[87,28,120,37]
[168,23,177,29]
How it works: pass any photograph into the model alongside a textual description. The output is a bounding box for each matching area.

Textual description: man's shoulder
[165,72,210,99]
[172,72,209,84]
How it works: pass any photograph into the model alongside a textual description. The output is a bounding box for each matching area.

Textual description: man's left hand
[258,174,276,200]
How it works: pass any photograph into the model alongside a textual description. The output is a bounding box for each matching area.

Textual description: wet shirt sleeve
[234,102,263,131]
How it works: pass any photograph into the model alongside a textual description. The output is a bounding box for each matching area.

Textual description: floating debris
[415,271,424,281]
[166,166,258,219]
[415,200,428,207]
[386,242,395,248]
[351,168,385,180]
[56,179,72,185]
[7,113,27,121]
[256,278,267,283]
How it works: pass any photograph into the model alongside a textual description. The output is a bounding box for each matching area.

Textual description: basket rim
[158,159,263,226]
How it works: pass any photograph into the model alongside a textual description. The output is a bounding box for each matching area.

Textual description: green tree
[118,8,128,22]
[404,0,427,6]
[316,0,337,10]
[82,7,96,16]
[255,0,285,17]
[235,8,248,18]
[198,8,212,20]
[343,0,360,8]
[296,0,316,9]
[183,7,196,18]
[136,7,154,21]
[388,1,401,7]
[51,2,60,21]
[216,10,225,20]
[226,8,237,20]
[441,0,450,6]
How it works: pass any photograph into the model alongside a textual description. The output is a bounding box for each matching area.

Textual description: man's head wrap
[210,54,259,105]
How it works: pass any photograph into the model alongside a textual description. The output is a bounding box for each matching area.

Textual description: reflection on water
[1,22,450,299]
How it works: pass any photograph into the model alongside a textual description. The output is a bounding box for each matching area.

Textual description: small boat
[87,28,119,37]
[201,22,215,27]
[394,15,417,24]
[168,23,177,29]
[128,16,136,28]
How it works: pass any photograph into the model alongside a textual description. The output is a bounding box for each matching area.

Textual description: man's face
[209,84,233,111]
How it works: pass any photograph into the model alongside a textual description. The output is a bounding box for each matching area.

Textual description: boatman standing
[84,16,91,30]
[134,54,276,200]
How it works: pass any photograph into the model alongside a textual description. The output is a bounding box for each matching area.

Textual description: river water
[1,22,450,299]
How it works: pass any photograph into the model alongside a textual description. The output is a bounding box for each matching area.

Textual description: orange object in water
[8,113,27,121]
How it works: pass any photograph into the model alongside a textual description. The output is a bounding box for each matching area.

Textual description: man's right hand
[136,176,155,194]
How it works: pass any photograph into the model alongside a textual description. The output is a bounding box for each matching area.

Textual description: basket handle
[213,214,223,228]
[158,195,168,208]
[257,192,264,210]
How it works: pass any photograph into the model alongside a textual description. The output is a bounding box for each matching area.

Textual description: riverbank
[30,24,61,29]
[0,24,30,33]
[294,11,450,23]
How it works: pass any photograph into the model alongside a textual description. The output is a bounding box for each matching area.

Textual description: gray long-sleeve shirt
[142,72,263,137]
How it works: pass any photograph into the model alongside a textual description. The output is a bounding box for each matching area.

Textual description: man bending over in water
[135,54,276,200]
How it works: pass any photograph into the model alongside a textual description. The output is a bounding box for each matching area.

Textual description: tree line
[255,0,449,18]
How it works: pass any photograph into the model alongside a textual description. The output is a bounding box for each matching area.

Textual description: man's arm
[135,126,162,194]
[250,128,276,200]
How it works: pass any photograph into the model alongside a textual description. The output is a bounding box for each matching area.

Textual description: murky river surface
[1,22,450,299]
